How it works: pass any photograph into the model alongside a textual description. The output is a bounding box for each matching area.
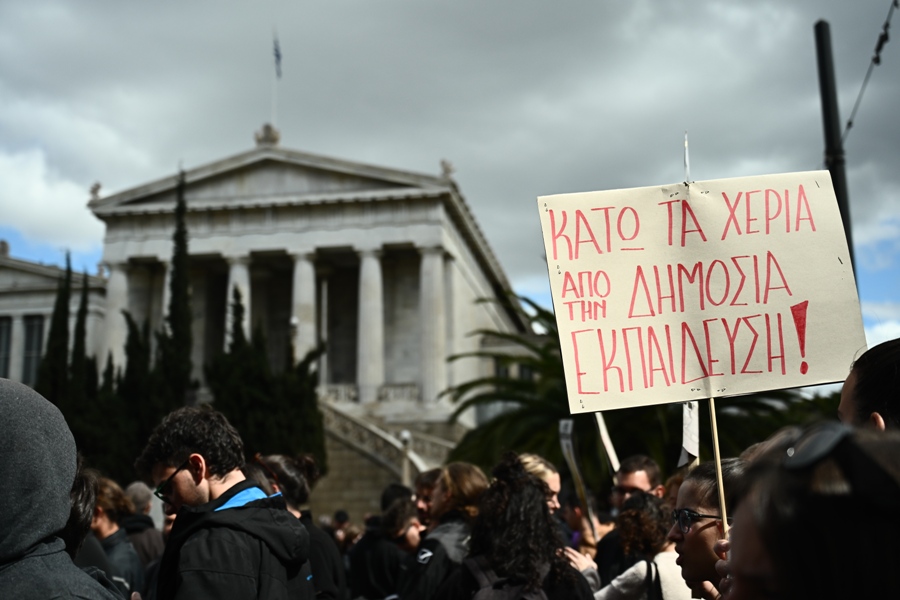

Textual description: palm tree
[445,296,837,497]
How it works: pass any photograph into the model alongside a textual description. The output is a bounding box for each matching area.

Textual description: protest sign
[538,170,866,414]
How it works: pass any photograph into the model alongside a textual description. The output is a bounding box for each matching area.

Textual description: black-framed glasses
[672,508,729,534]
[154,460,190,502]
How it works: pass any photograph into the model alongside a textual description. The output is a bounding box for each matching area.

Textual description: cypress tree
[156,169,194,407]
[36,253,72,408]
[67,272,90,445]
[208,287,327,469]
[281,344,328,474]
[104,312,153,481]
[206,287,273,447]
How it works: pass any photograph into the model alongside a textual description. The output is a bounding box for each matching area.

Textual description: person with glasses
[134,406,312,600]
[596,455,667,586]
[666,458,744,599]
[728,423,900,600]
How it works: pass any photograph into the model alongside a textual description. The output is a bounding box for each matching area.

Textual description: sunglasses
[672,508,730,534]
[154,459,191,502]
[611,485,646,496]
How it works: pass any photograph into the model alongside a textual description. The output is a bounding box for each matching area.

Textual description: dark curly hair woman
[434,454,593,599]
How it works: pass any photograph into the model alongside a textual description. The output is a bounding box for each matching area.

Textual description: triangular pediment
[90,146,451,216]
[0,257,104,292]
[0,265,59,289]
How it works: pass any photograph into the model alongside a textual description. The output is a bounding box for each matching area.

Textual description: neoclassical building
[0,126,527,517]
[92,125,526,514]
[0,241,106,386]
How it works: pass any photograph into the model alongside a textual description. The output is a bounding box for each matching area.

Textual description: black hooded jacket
[0,379,122,600]
[156,479,312,600]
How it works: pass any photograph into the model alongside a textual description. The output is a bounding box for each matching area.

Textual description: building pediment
[90,145,452,217]
[0,256,104,293]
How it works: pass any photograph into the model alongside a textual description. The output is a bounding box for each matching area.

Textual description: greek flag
[273,36,282,79]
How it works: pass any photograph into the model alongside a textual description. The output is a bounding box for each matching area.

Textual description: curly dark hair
[468,453,573,593]
[617,492,670,557]
[135,406,244,479]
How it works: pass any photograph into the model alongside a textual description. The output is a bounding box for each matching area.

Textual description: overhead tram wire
[842,0,898,144]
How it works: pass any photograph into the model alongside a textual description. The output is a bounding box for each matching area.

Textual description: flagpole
[272,30,281,126]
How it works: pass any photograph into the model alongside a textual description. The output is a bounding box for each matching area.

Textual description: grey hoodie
[0,378,122,599]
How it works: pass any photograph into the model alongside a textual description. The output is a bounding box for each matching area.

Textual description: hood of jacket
[121,513,156,534]
[0,379,76,561]
[168,479,308,567]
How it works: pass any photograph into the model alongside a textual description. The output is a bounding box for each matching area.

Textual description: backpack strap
[643,559,663,600]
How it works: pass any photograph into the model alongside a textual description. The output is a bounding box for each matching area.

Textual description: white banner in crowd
[538,171,866,414]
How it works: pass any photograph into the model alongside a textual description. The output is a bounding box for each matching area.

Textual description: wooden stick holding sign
[679,134,701,471]
[709,397,729,535]
[684,136,729,535]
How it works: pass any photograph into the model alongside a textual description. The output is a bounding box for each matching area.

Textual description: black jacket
[299,510,347,600]
[348,516,405,599]
[398,510,470,600]
[0,379,122,600]
[433,558,594,600]
[156,479,312,600]
[122,513,165,567]
[100,527,144,594]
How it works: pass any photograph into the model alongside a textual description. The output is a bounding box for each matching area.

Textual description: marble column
[225,255,251,348]
[356,248,384,404]
[419,246,447,404]
[291,252,317,363]
[8,314,24,383]
[103,262,129,371]
[318,271,330,386]
[160,261,172,321]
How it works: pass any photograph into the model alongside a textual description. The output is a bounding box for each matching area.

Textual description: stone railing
[320,401,429,479]
[377,383,420,403]
[407,431,455,467]
[317,384,358,404]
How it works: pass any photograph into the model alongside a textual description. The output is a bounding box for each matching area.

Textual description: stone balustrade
[320,401,429,478]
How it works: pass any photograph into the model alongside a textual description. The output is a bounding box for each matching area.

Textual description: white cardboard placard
[538,171,866,414]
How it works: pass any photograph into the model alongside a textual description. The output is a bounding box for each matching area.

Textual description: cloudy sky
[1,0,898,348]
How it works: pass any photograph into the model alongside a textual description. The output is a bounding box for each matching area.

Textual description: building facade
[0,241,106,387]
[1,126,526,517]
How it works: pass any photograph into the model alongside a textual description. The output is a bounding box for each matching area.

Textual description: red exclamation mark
[790,301,809,374]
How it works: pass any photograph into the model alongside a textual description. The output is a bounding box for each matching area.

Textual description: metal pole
[815,20,857,282]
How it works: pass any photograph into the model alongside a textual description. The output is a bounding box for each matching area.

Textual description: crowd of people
[2,336,900,599]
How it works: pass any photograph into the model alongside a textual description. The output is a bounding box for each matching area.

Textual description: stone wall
[308,432,402,526]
